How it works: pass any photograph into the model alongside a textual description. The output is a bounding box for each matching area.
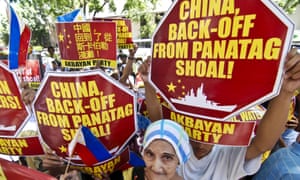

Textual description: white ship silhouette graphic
[0,125,16,131]
[170,84,237,112]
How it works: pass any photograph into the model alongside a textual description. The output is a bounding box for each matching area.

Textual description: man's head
[118,54,127,63]
[47,46,55,56]
[189,139,214,160]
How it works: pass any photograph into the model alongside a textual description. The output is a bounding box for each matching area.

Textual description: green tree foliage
[0,14,8,45]
[0,0,157,46]
[274,0,300,14]
[123,0,158,38]
[88,0,116,17]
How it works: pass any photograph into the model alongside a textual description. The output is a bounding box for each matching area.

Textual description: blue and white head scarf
[142,119,191,164]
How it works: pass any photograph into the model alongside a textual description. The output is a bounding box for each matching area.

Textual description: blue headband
[142,119,191,164]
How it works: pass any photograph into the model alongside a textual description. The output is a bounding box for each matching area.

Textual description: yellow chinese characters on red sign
[56,21,117,69]
[94,18,134,49]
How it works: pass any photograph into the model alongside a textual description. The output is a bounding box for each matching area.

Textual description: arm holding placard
[246,48,300,160]
[20,81,36,105]
[138,56,163,122]
[119,43,138,88]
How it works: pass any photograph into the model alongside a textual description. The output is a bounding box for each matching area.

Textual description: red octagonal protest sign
[151,0,294,120]
[32,71,137,164]
[0,63,30,137]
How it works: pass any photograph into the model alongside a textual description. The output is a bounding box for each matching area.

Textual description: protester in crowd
[43,46,61,72]
[137,119,190,179]
[118,45,138,89]
[252,133,300,179]
[138,48,300,180]
[59,119,191,180]
[117,50,128,77]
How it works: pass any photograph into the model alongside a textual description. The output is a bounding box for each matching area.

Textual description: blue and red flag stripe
[7,3,31,69]
[69,126,112,166]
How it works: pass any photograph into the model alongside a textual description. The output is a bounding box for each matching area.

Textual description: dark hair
[118,54,127,59]
[48,46,54,51]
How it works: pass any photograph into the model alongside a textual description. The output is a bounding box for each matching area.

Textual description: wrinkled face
[143,140,180,180]
[189,140,214,160]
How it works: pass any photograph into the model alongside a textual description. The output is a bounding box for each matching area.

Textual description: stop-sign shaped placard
[0,63,30,137]
[32,71,137,164]
[151,0,294,120]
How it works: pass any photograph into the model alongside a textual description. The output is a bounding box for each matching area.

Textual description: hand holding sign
[41,149,66,177]
[282,48,300,92]
[20,81,36,105]
[138,57,151,83]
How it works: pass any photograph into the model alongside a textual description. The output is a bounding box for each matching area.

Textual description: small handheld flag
[68,126,112,166]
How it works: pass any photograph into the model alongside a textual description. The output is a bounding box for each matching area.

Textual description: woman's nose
[150,159,163,173]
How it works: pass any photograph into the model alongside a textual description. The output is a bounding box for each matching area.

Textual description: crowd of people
[15,43,300,180]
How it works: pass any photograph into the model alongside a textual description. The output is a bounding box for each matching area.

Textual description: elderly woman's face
[143,139,180,180]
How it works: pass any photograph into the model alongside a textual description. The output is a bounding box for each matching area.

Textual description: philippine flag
[68,126,112,166]
[57,9,84,22]
[7,3,31,70]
